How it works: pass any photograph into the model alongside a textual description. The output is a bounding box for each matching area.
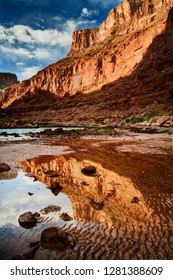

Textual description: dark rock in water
[50,182,63,196]
[18,211,37,229]
[11,133,20,137]
[28,192,34,196]
[82,165,96,176]
[40,227,71,250]
[0,163,11,172]
[34,212,40,218]
[30,241,40,247]
[0,132,8,136]
[40,205,61,214]
[53,128,63,134]
[89,198,104,210]
[23,243,40,259]
[59,212,73,221]
[131,196,139,203]
[42,129,53,135]
[44,170,59,177]
[12,255,26,260]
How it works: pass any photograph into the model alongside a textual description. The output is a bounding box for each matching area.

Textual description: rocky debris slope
[0,0,173,126]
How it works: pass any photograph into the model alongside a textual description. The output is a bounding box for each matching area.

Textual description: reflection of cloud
[0,172,72,227]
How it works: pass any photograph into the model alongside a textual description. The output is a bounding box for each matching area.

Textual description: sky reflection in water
[0,170,73,228]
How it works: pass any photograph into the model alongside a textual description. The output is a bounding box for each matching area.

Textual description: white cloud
[0,45,33,58]
[81,7,98,18]
[33,48,50,59]
[21,66,40,79]
[0,24,72,47]
[81,8,89,17]
[53,16,62,22]
[16,62,25,66]
[0,46,51,61]
[0,9,99,81]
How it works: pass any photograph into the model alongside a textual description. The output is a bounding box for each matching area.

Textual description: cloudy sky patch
[0,0,121,81]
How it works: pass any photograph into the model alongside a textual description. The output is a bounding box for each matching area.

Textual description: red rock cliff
[0,0,173,123]
[0,72,18,92]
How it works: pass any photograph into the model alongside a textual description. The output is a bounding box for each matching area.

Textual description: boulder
[40,227,71,250]
[0,163,11,172]
[53,128,63,134]
[18,211,37,229]
[0,132,8,136]
[11,133,20,137]
[42,129,53,135]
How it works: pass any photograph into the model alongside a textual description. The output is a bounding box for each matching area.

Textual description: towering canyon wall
[0,0,173,113]
[70,0,172,52]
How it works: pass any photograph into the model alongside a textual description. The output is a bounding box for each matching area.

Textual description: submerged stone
[40,205,61,214]
[131,196,139,203]
[0,163,11,172]
[40,227,71,250]
[18,211,37,229]
[81,165,96,176]
[59,212,73,221]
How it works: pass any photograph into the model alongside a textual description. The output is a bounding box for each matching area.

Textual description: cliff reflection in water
[15,137,173,260]
[18,154,159,227]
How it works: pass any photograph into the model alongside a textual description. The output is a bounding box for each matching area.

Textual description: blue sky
[0,0,121,81]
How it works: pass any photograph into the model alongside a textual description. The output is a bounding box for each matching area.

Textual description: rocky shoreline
[0,123,172,143]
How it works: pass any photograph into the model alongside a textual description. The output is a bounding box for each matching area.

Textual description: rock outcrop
[0,73,18,93]
[0,0,173,125]
[70,0,172,53]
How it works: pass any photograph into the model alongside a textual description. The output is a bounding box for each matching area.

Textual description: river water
[0,127,83,141]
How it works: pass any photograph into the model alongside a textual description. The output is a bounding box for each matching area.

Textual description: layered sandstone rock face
[0,73,18,93]
[0,0,173,124]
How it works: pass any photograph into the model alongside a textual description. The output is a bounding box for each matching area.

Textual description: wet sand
[0,132,173,259]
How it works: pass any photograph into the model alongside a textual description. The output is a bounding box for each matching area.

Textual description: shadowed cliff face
[0,1,173,126]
